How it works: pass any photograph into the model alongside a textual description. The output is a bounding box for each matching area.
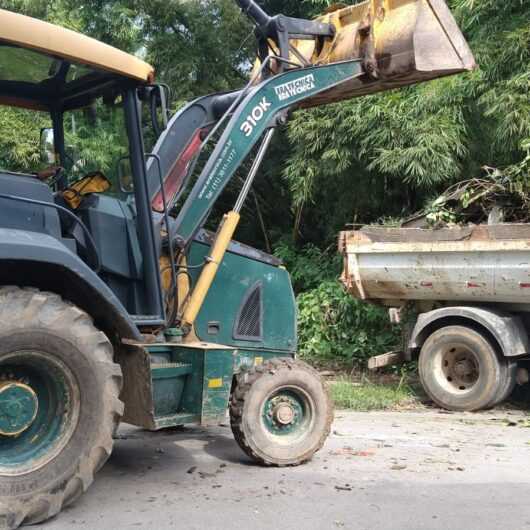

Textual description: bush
[297,280,399,366]
[274,240,341,293]
[274,241,400,367]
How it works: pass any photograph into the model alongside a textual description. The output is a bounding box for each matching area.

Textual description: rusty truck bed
[339,224,530,307]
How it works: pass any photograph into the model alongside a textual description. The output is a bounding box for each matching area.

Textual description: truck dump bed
[339,224,530,307]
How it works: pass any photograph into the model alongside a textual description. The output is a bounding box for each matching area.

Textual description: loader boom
[234,0,270,27]
[173,59,365,249]
[170,0,476,330]
[172,0,475,248]
[234,0,335,68]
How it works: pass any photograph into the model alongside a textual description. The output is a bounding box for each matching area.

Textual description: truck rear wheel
[0,287,123,529]
[230,358,333,466]
[419,325,507,411]
[491,360,517,407]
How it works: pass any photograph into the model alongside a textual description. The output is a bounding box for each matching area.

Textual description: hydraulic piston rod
[181,128,276,330]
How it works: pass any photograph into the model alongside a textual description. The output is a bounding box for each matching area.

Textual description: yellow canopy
[0,8,154,83]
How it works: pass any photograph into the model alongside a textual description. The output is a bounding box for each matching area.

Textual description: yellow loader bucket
[259,0,476,107]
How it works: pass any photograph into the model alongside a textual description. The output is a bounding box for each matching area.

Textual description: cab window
[63,95,131,196]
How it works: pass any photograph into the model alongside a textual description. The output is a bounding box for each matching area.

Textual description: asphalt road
[44,409,530,530]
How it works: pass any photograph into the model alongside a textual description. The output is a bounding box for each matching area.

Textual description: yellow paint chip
[208,378,223,389]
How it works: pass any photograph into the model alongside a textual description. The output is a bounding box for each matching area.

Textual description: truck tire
[490,360,517,407]
[0,287,123,529]
[418,325,506,411]
[230,358,333,466]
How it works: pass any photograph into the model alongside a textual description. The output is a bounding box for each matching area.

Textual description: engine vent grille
[233,282,263,341]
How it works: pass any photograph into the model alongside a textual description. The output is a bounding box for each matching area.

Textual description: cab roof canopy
[0,8,155,112]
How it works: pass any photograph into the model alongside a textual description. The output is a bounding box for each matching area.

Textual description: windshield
[63,95,131,196]
[0,45,57,84]
[0,44,100,86]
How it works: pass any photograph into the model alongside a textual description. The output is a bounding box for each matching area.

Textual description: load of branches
[404,167,530,228]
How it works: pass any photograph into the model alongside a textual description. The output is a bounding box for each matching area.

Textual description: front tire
[419,325,506,412]
[0,287,123,529]
[230,358,333,466]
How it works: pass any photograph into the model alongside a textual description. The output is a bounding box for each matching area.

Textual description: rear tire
[230,358,333,466]
[419,325,506,412]
[0,287,123,529]
[490,360,517,407]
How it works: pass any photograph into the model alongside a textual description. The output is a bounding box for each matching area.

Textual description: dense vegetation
[0,0,528,367]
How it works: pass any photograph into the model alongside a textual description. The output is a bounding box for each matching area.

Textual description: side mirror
[40,128,55,164]
[117,156,134,193]
[139,85,170,137]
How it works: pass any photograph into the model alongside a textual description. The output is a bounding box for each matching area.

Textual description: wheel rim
[0,351,80,476]
[262,386,314,440]
[433,343,480,393]
[0,381,39,437]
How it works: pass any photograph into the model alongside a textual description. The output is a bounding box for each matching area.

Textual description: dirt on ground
[44,409,530,530]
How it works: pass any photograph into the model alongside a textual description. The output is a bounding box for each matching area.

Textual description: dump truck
[0,1,474,527]
[340,224,530,412]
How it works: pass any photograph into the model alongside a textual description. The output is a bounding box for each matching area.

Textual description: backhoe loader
[0,1,474,527]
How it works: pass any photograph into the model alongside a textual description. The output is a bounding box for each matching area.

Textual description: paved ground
[44,409,530,530]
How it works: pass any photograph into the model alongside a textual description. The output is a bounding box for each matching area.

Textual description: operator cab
[0,9,167,325]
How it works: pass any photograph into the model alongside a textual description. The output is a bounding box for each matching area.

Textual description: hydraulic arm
[163,0,475,331]
[235,0,335,68]
[173,59,365,249]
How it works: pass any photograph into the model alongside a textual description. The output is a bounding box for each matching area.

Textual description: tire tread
[230,357,332,467]
[0,287,123,529]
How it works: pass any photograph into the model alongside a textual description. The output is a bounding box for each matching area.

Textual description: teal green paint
[175,60,364,244]
[0,357,70,471]
[147,345,236,426]
[164,328,184,341]
[151,363,192,417]
[262,390,307,436]
[188,241,297,352]
[151,364,193,380]
[168,347,205,416]
[0,384,38,436]
[146,344,294,429]
[201,349,235,425]
[146,345,206,422]
[152,377,187,417]
[234,350,292,373]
